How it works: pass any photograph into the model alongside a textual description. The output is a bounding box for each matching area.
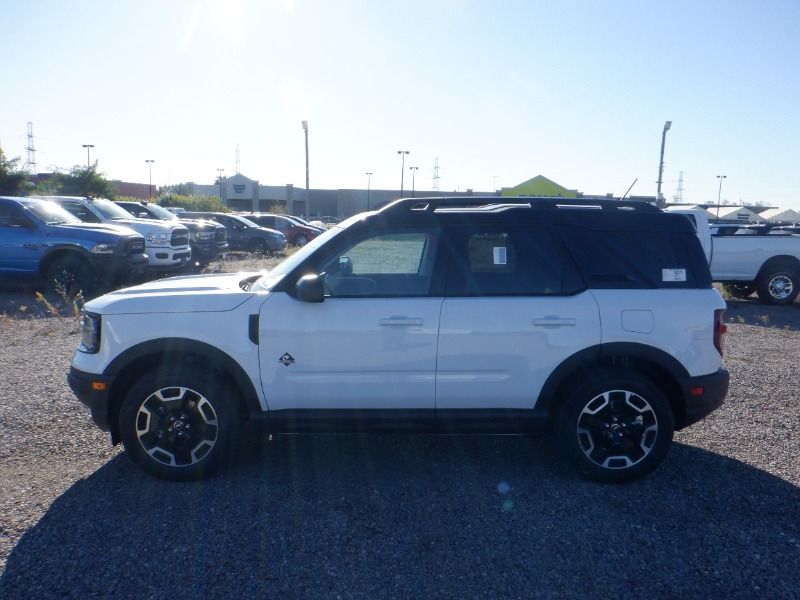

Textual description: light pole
[145,159,154,200]
[409,166,418,198]
[365,171,373,210]
[217,168,225,200]
[715,175,727,219]
[656,121,672,207]
[397,150,409,197]
[82,144,94,169]
[302,121,309,217]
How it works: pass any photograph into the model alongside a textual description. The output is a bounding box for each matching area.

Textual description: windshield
[146,203,179,221]
[25,201,81,225]
[232,214,259,228]
[92,198,136,220]
[249,216,364,292]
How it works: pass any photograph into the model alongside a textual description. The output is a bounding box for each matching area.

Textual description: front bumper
[68,367,115,432]
[677,368,730,429]
[90,253,148,283]
[147,246,192,271]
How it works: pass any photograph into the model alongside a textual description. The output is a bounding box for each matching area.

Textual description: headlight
[79,313,101,353]
[90,243,116,254]
[196,231,215,240]
[146,232,169,244]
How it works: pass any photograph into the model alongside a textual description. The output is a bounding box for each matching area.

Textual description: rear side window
[445,226,584,296]
[561,228,701,289]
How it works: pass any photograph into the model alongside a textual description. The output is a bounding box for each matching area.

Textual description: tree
[51,164,118,198]
[0,146,29,195]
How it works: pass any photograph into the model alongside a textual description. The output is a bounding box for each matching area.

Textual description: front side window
[60,201,101,223]
[320,230,440,297]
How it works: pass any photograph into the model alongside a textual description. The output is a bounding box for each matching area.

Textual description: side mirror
[295,273,325,303]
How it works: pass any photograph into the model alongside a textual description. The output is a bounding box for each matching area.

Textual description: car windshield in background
[25,200,81,225]
[145,203,178,221]
[232,215,260,228]
[92,198,136,220]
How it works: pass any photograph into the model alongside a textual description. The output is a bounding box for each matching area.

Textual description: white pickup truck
[668,207,800,304]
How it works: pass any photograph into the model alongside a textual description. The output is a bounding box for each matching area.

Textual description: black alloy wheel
[556,371,674,483]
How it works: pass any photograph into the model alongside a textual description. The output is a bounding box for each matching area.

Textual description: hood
[109,217,181,233]
[85,272,262,315]
[56,222,140,238]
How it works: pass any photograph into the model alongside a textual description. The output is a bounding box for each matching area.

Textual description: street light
[715,175,727,219]
[145,160,154,200]
[397,150,409,197]
[82,144,94,169]
[217,168,225,200]
[365,171,373,210]
[409,166,418,198]
[656,121,672,207]
[302,121,309,217]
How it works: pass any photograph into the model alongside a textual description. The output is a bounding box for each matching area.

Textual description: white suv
[68,197,729,483]
[42,196,191,271]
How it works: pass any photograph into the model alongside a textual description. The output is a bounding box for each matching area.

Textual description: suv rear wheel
[555,371,674,483]
[119,367,240,480]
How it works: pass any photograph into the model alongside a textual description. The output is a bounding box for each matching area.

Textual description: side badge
[279,353,295,367]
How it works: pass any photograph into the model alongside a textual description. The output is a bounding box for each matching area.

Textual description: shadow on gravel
[724,297,800,330]
[2,436,799,598]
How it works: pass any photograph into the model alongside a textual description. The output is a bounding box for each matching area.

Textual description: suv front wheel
[555,371,674,483]
[119,367,239,480]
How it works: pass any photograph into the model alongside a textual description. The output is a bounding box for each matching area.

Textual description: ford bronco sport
[68,197,729,483]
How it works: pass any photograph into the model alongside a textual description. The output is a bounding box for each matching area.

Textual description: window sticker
[662,268,687,282]
[493,246,507,265]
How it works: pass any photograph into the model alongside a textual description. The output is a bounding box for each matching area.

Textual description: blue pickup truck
[0,196,147,294]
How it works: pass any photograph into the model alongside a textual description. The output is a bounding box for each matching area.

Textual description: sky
[2,0,800,209]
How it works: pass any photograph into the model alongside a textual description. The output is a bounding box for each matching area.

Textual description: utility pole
[82,144,94,169]
[302,121,309,217]
[365,171,373,210]
[397,150,409,197]
[656,121,671,207]
[217,168,225,200]
[145,159,154,200]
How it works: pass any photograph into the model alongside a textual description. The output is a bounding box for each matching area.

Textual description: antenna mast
[25,122,37,174]
[673,171,684,203]
[432,157,440,191]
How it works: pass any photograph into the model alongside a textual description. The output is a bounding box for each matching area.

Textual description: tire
[119,367,240,480]
[295,235,309,247]
[756,266,799,305]
[722,283,755,299]
[248,238,267,255]
[555,371,675,483]
[44,254,95,297]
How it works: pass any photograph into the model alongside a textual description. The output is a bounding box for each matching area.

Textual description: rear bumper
[677,368,729,429]
[68,367,114,432]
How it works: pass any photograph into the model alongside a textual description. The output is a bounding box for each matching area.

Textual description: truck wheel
[722,283,755,299]
[756,267,799,305]
[555,371,674,483]
[119,367,240,480]
[45,255,95,297]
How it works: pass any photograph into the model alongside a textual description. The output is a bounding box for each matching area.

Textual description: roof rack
[380,196,660,215]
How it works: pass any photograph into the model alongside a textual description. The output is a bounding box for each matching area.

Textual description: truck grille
[171,229,190,248]
[215,228,227,242]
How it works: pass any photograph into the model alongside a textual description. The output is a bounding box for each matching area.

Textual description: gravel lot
[1,265,799,598]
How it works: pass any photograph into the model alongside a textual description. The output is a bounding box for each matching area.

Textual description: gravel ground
[0,269,799,598]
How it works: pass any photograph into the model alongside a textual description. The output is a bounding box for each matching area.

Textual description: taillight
[714,309,727,356]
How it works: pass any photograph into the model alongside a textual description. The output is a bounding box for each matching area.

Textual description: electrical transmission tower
[432,157,440,191]
[25,122,37,174]
[673,171,684,203]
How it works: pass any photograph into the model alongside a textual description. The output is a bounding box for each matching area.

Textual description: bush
[155,193,229,213]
